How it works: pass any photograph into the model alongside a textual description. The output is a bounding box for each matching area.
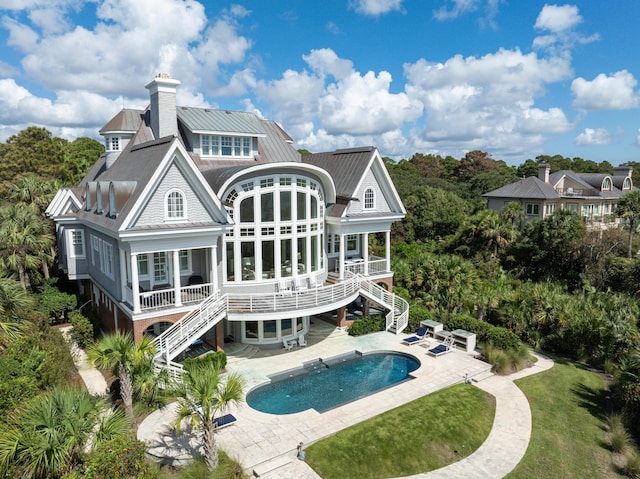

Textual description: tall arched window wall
[224,174,325,283]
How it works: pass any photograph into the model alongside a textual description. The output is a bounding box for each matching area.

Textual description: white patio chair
[298,335,307,347]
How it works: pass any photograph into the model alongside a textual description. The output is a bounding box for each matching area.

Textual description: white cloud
[575,128,611,145]
[572,70,640,110]
[303,48,354,80]
[434,0,477,20]
[349,0,404,17]
[403,48,573,157]
[534,4,582,33]
[533,4,599,53]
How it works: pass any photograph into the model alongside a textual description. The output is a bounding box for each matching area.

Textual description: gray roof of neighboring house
[482,176,559,199]
[302,147,375,198]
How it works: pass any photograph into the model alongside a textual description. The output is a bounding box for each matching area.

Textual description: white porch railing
[153,291,228,364]
[152,273,409,373]
[342,256,388,276]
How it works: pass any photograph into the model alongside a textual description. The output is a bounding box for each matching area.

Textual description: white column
[385,230,391,272]
[363,233,369,276]
[131,253,140,313]
[339,234,346,280]
[210,245,218,293]
[119,249,127,301]
[172,250,182,306]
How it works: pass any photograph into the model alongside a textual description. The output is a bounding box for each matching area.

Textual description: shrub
[481,343,530,375]
[407,305,431,332]
[609,414,632,453]
[183,350,227,372]
[68,310,94,348]
[82,436,159,479]
[35,279,77,324]
[625,449,640,479]
[444,314,521,350]
[348,316,385,336]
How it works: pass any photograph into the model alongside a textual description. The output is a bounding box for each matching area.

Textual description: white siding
[347,168,391,215]
[134,162,215,227]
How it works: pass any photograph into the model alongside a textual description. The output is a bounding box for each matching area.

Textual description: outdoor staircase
[151,273,409,375]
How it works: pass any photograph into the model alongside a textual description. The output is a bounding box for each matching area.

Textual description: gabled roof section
[549,170,594,190]
[483,176,559,199]
[177,107,266,136]
[99,109,145,134]
[302,147,375,198]
[45,187,82,217]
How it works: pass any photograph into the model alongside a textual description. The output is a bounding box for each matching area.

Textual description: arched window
[624,178,632,190]
[602,177,612,191]
[364,187,375,210]
[166,189,186,219]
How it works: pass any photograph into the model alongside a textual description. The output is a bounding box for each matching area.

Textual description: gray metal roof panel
[99,109,145,134]
[302,147,374,197]
[483,176,559,199]
[177,107,266,135]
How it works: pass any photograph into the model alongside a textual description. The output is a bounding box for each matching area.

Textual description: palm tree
[616,190,640,257]
[173,364,244,471]
[87,332,156,426]
[0,386,129,479]
[0,204,54,289]
[499,201,526,230]
[6,174,59,215]
[0,276,34,348]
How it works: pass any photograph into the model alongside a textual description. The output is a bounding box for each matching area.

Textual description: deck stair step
[252,455,292,477]
[472,370,495,383]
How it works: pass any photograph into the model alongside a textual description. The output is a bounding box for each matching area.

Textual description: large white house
[47,74,408,363]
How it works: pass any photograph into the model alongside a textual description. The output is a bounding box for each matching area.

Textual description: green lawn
[507,359,622,479]
[305,358,621,479]
[305,383,495,479]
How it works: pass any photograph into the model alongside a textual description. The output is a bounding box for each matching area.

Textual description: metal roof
[483,176,559,199]
[177,107,266,135]
[99,109,145,134]
[302,147,375,198]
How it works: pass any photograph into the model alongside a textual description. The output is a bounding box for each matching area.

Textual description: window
[602,177,612,191]
[91,235,99,265]
[624,178,632,190]
[200,135,252,158]
[100,241,114,279]
[166,190,185,219]
[153,252,167,283]
[179,250,191,272]
[69,230,85,258]
[565,203,578,213]
[364,188,375,209]
[138,255,149,276]
[106,136,120,151]
[346,234,358,252]
[583,204,598,218]
[525,203,539,216]
[544,204,555,216]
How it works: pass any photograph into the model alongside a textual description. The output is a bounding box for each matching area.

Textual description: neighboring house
[46,74,408,363]
[483,163,633,229]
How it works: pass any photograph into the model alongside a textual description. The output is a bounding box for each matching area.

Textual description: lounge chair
[283,338,295,351]
[402,326,428,346]
[298,335,307,347]
[213,413,237,430]
[427,336,454,356]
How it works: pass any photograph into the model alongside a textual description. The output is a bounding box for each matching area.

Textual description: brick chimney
[145,73,180,139]
[538,164,550,183]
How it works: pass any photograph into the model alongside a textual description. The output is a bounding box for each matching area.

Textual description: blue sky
[0,0,639,166]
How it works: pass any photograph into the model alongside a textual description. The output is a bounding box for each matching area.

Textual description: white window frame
[544,204,555,216]
[364,187,375,210]
[153,252,168,284]
[68,230,85,258]
[99,240,114,279]
[165,189,186,221]
[525,203,539,216]
[106,136,120,151]
[179,250,192,273]
[200,134,252,158]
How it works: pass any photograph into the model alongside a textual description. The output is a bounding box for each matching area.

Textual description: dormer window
[201,135,251,158]
[624,177,632,190]
[602,177,612,191]
[166,189,186,220]
[364,187,375,210]
[106,136,120,151]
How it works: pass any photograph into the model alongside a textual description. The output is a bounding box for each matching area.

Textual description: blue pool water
[246,351,420,414]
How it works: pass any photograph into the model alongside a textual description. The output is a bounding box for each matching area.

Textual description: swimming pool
[246,350,420,414]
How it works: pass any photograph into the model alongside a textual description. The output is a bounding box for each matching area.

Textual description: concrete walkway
[60,325,109,396]
[134,319,554,478]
